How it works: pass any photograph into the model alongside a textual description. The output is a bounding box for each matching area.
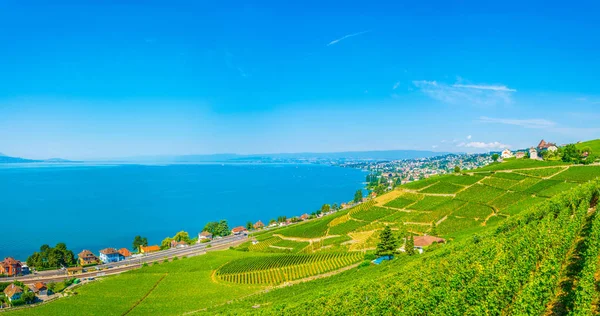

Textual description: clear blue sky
[1,1,599,159]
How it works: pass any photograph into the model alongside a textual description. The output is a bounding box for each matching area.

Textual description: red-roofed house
[118,248,132,258]
[170,240,189,248]
[140,245,160,253]
[231,226,248,235]
[253,220,264,230]
[78,250,100,266]
[3,284,23,302]
[300,213,309,220]
[30,282,50,296]
[413,236,445,254]
[0,257,22,276]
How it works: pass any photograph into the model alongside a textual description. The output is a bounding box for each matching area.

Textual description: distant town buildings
[78,250,100,266]
[515,152,526,159]
[99,248,124,263]
[198,231,213,241]
[537,139,557,151]
[529,147,539,160]
[253,220,264,230]
[501,149,514,159]
[231,226,248,235]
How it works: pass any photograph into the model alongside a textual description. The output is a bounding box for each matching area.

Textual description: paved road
[1,234,247,284]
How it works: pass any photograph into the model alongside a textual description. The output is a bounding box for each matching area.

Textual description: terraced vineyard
[216,253,363,284]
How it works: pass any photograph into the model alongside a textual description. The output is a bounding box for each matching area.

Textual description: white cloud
[327,30,371,46]
[458,141,510,149]
[393,82,400,90]
[479,116,556,129]
[413,80,516,106]
[467,135,472,140]
[432,145,438,149]
[452,84,516,92]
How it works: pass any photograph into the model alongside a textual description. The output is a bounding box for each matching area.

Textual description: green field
[327,219,369,235]
[551,166,600,182]
[515,166,567,178]
[351,206,394,222]
[408,195,453,211]
[453,202,494,219]
[455,184,506,204]
[575,139,600,154]
[420,181,464,194]
[473,159,568,172]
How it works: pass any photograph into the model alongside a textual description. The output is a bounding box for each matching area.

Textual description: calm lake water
[0,163,365,261]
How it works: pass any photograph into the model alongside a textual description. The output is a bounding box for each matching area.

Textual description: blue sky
[1,1,599,159]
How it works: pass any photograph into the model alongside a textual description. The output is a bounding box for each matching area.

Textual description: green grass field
[328,219,369,235]
[420,181,464,194]
[575,139,600,154]
[408,196,453,211]
[515,167,567,178]
[453,202,494,220]
[455,184,506,204]
[351,206,395,222]
[473,159,568,172]
[551,166,600,182]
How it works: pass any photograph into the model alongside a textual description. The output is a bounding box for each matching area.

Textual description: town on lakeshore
[2,138,598,311]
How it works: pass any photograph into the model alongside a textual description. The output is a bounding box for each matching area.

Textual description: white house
[547,145,558,152]
[529,147,539,160]
[501,149,514,159]
[198,231,213,241]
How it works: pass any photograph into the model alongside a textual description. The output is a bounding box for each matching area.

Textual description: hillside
[6,159,600,315]
[577,139,600,154]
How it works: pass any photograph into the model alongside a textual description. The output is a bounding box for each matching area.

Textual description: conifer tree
[376,225,397,257]
[406,234,415,256]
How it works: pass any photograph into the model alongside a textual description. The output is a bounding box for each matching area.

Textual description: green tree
[405,234,415,256]
[375,226,398,257]
[269,219,276,225]
[160,237,174,250]
[321,204,331,213]
[246,221,254,230]
[332,203,338,210]
[454,166,461,173]
[21,291,35,304]
[132,235,148,251]
[562,144,580,162]
[172,231,191,244]
[217,220,231,236]
[492,153,499,161]
[277,216,287,223]
[354,190,363,203]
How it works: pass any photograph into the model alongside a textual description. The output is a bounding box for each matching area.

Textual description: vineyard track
[122,273,168,315]
[272,234,340,242]
[547,166,570,179]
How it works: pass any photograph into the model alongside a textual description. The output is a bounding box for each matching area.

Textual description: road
[1,234,247,284]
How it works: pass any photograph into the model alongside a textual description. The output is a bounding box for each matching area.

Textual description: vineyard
[216,253,363,284]
[207,179,600,315]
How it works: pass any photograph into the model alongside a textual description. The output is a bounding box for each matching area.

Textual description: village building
[99,248,124,263]
[198,231,213,241]
[300,213,309,221]
[140,245,160,253]
[67,267,83,276]
[0,257,22,276]
[515,152,526,159]
[30,282,50,296]
[231,226,248,235]
[118,248,132,258]
[78,250,100,266]
[547,145,558,152]
[253,220,264,230]
[529,147,539,160]
[413,236,446,254]
[537,139,557,151]
[501,149,514,159]
[3,284,23,302]
[170,240,189,248]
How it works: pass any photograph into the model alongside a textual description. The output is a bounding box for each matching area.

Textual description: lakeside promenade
[1,234,247,284]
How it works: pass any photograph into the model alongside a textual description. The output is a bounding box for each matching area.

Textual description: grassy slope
[10,251,267,316]
[576,139,600,153]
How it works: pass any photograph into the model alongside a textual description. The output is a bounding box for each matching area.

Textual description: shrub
[358,261,372,269]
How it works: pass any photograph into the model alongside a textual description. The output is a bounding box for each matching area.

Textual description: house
[30,282,50,296]
[529,147,539,160]
[67,267,83,276]
[21,264,30,275]
[118,248,132,258]
[140,245,160,253]
[501,149,514,159]
[0,257,22,276]
[231,226,248,235]
[515,152,526,159]
[3,284,23,302]
[99,248,124,263]
[413,236,446,254]
[251,239,259,245]
[78,250,100,266]
[170,240,188,248]
[537,139,557,151]
[547,145,558,152]
[300,214,309,221]
[253,220,264,230]
[198,231,213,241]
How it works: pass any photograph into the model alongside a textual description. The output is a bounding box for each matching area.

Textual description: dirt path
[272,234,339,243]
[123,273,167,315]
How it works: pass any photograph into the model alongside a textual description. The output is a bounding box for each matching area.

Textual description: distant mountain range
[112,150,451,163]
[0,153,74,164]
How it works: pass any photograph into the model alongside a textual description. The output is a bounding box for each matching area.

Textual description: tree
[332,203,338,211]
[431,222,438,236]
[160,237,174,250]
[492,153,499,161]
[21,291,35,304]
[269,219,276,225]
[454,166,461,173]
[132,236,148,251]
[246,221,254,230]
[375,226,398,257]
[562,144,580,162]
[405,234,415,256]
[321,204,331,213]
[217,220,231,236]
[354,190,363,203]
[277,216,287,223]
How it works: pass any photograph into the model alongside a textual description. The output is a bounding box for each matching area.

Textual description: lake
[0,163,366,261]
